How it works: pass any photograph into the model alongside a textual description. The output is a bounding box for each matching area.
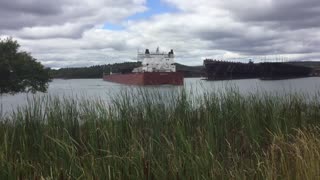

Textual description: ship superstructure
[134,47,176,73]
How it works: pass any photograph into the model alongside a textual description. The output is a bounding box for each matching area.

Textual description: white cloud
[1,0,320,68]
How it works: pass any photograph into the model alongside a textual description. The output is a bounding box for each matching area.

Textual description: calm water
[1,77,320,115]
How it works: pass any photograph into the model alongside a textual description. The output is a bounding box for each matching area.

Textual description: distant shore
[50,62,203,79]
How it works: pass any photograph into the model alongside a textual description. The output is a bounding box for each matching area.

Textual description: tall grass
[262,128,320,180]
[0,87,320,179]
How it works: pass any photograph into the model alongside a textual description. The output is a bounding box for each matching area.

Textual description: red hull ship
[103,72,183,85]
[103,48,184,85]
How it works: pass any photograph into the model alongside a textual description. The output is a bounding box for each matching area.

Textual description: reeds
[0,87,320,179]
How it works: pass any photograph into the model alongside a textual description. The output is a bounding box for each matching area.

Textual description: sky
[1,0,320,68]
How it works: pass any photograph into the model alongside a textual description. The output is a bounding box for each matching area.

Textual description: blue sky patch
[103,0,177,30]
[127,0,178,21]
[102,23,124,31]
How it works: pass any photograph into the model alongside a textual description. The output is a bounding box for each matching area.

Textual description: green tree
[0,38,51,94]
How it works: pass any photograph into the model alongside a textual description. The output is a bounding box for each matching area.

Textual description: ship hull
[259,62,312,80]
[204,60,312,80]
[103,72,184,85]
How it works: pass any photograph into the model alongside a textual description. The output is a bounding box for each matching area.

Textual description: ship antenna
[137,48,139,61]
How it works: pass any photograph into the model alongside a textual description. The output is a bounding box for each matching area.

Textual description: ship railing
[138,53,174,58]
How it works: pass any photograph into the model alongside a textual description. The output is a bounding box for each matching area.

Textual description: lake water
[1,77,320,115]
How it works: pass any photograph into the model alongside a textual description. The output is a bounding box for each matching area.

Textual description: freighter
[103,48,184,85]
[204,59,312,80]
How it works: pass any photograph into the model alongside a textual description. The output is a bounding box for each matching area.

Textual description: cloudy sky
[1,0,320,68]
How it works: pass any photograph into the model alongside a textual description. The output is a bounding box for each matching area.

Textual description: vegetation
[0,88,320,179]
[289,61,320,69]
[50,62,142,79]
[0,38,51,94]
[50,63,203,79]
[175,63,203,77]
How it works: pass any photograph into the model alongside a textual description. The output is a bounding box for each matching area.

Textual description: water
[1,77,320,115]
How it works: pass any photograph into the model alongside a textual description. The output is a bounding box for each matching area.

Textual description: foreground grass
[0,88,320,179]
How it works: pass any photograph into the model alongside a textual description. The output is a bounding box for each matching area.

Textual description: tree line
[50,63,204,79]
[50,62,142,79]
